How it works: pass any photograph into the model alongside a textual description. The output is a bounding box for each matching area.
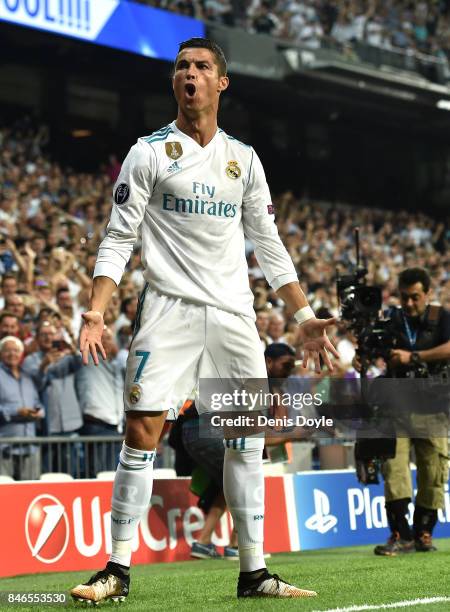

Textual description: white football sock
[109,443,155,567]
[223,436,266,573]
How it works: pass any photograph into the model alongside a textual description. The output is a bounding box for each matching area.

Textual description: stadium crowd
[0,116,448,479]
[133,0,450,61]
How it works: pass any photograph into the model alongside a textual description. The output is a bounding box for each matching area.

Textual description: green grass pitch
[1,540,449,611]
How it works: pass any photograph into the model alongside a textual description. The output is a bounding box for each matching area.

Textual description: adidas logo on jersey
[167,161,182,174]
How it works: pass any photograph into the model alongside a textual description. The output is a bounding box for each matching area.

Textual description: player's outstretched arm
[80,275,117,366]
[276,281,339,373]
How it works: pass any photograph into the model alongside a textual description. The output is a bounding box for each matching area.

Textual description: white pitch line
[313,596,450,612]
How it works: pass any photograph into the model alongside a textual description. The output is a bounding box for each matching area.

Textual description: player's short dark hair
[398,267,431,293]
[264,343,295,360]
[176,38,227,76]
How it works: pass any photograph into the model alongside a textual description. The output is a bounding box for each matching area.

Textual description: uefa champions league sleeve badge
[114,183,130,205]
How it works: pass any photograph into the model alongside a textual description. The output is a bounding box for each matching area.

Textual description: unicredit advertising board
[0,0,205,60]
[0,477,292,578]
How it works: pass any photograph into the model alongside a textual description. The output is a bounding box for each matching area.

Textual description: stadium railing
[0,436,173,480]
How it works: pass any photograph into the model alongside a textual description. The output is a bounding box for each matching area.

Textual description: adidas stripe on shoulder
[142,125,174,144]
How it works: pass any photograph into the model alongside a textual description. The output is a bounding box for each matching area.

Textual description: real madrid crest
[129,384,142,405]
[165,142,183,160]
[226,160,241,180]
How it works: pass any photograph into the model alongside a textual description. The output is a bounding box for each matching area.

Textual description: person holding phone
[22,321,82,474]
[0,336,44,480]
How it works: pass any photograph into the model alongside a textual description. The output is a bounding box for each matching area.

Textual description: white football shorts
[124,285,268,418]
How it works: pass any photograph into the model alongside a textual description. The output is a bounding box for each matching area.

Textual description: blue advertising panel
[293,469,450,550]
[0,0,205,61]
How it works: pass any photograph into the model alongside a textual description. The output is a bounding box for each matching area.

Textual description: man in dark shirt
[374,268,450,556]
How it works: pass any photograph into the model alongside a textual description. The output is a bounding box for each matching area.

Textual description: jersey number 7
[134,350,150,383]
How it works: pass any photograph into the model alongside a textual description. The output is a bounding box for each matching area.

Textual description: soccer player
[70,37,338,603]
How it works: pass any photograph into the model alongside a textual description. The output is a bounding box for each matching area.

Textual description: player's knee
[125,412,165,449]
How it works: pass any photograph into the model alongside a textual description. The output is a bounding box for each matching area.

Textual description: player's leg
[222,434,315,597]
[70,411,167,603]
[71,289,205,603]
[223,435,265,569]
[201,307,317,598]
[109,411,167,566]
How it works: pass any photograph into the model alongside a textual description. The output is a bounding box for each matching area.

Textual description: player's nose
[185,64,198,79]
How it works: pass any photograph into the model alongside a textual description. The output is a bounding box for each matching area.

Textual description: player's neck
[175,112,217,148]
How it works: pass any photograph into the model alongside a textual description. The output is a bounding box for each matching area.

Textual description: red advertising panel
[264,476,291,553]
[0,477,291,578]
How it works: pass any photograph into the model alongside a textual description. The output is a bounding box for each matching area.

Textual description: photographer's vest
[389,305,444,376]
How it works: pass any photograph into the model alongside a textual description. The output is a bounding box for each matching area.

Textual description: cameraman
[365,268,450,556]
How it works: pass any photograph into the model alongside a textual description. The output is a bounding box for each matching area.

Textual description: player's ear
[218,75,229,93]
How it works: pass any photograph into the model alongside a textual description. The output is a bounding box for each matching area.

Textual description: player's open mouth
[185,83,196,97]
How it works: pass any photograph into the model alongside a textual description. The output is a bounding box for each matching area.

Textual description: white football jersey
[94,121,298,319]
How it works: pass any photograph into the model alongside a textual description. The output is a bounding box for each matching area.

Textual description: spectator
[0,312,20,339]
[4,293,26,321]
[252,1,280,35]
[204,0,233,25]
[267,311,288,343]
[0,336,44,480]
[128,0,450,66]
[115,295,138,335]
[256,308,271,348]
[0,273,17,309]
[55,286,81,339]
[22,321,82,427]
[297,16,324,49]
[22,321,83,474]
[75,327,124,477]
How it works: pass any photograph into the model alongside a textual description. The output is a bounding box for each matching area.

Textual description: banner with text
[293,469,450,550]
[0,477,290,578]
[0,0,204,61]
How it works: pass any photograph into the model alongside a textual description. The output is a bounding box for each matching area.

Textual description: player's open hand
[298,317,339,373]
[80,310,107,366]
